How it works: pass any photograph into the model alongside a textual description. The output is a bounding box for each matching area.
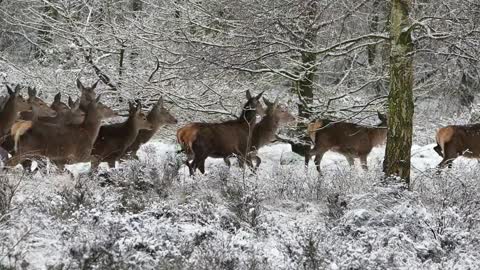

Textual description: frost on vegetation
[1,143,480,269]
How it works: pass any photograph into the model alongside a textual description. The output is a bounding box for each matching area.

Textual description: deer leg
[345,155,355,167]
[433,144,443,157]
[223,157,231,167]
[359,154,368,171]
[438,143,457,169]
[313,151,325,174]
[107,159,116,168]
[192,156,206,174]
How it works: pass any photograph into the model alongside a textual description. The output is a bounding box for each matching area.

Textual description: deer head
[27,87,56,117]
[6,85,30,112]
[150,97,177,125]
[129,101,153,130]
[77,78,99,110]
[263,96,295,124]
[377,111,387,127]
[51,92,70,114]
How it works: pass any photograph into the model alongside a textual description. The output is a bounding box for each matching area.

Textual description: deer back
[190,90,264,158]
[92,101,153,162]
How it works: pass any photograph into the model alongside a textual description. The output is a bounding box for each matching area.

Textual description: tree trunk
[383,0,414,185]
[287,51,317,157]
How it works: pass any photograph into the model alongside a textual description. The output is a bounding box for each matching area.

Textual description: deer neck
[369,127,387,147]
[252,112,280,148]
[123,117,143,146]
[146,112,162,132]
[0,98,19,133]
[82,112,103,144]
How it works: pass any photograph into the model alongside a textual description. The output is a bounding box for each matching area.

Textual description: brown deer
[433,124,480,168]
[177,91,265,170]
[5,95,106,169]
[306,112,388,173]
[90,101,153,168]
[19,87,57,120]
[245,97,295,169]
[184,90,264,175]
[77,78,98,111]
[32,97,86,125]
[50,92,70,114]
[76,79,116,120]
[125,97,177,159]
[0,85,31,138]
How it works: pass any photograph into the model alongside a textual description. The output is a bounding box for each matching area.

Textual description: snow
[2,141,480,269]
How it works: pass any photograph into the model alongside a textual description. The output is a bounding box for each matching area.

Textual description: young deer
[0,85,31,138]
[306,112,388,173]
[184,90,264,175]
[90,101,153,168]
[246,97,295,169]
[125,97,177,158]
[434,124,480,168]
[6,95,106,169]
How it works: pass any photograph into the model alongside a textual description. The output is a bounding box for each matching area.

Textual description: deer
[0,85,31,139]
[18,87,57,120]
[5,95,107,170]
[124,97,177,159]
[90,101,154,168]
[177,92,265,170]
[245,97,295,169]
[433,124,480,168]
[50,92,70,114]
[306,112,388,173]
[182,90,264,175]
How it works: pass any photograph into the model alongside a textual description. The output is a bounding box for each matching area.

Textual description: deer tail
[307,120,323,143]
[434,127,454,158]
[11,120,32,152]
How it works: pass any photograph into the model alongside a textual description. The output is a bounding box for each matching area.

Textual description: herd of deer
[0,80,474,177]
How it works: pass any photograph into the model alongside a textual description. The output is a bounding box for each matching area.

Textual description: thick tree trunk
[383,0,414,185]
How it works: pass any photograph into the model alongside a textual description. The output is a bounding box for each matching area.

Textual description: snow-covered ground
[1,141,480,269]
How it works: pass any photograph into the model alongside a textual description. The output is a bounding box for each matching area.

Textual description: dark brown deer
[90,101,153,168]
[0,85,30,138]
[246,97,295,169]
[6,95,106,169]
[306,112,388,173]
[433,124,480,168]
[125,97,177,159]
[177,91,265,170]
[185,90,264,175]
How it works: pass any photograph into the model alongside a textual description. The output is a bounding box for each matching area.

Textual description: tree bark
[383,0,414,185]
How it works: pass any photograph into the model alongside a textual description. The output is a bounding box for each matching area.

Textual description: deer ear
[73,99,81,110]
[135,100,142,113]
[6,85,14,96]
[158,97,164,107]
[246,90,252,100]
[28,86,36,98]
[76,78,84,91]
[91,80,99,90]
[256,91,264,100]
[14,85,21,95]
[262,97,272,107]
[54,92,61,102]
[68,96,74,107]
